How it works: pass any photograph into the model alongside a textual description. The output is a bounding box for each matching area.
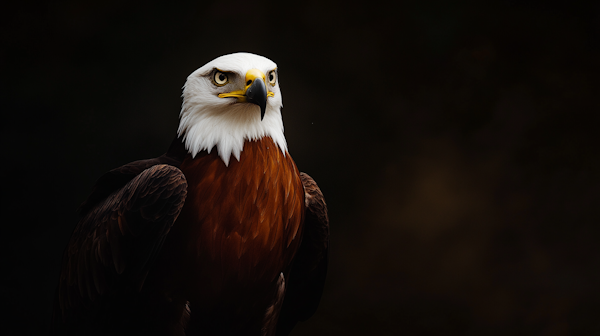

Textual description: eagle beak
[218,69,275,121]
[246,75,268,121]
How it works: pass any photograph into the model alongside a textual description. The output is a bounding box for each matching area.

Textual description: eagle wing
[276,172,330,336]
[52,163,187,333]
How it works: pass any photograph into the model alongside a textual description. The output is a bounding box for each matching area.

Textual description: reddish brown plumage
[53,136,328,336]
[177,136,304,289]
[137,137,306,334]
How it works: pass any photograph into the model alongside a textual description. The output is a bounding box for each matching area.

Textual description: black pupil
[270,73,274,81]
[218,73,226,82]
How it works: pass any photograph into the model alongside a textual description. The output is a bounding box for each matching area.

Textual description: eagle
[52,52,329,336]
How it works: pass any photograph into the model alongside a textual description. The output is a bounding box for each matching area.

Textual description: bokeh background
[2,0,600,334]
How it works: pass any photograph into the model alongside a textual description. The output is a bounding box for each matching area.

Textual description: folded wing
[276,172,330,336]
[52,164,187,334]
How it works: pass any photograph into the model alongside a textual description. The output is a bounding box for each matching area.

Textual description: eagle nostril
[246,80,252,86]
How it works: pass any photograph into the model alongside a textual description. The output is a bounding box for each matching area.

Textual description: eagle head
[178,52,287,166]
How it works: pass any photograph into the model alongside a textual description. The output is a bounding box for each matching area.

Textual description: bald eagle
[52,53,329,336]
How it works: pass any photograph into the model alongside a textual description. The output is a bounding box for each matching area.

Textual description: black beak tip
[246,79,268,121]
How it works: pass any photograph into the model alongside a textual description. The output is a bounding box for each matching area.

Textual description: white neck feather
[177,101,287,166]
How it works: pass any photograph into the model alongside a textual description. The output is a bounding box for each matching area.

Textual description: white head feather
[178,52,287,166]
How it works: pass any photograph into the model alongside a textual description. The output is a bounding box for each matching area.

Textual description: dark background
[2,0,600,335]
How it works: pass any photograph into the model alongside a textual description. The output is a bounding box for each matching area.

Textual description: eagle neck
[177,103,288,167]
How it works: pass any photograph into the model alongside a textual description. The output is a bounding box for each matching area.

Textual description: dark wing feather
[78,136,187,215]
[276,172,329,336]
[52,164,187,334]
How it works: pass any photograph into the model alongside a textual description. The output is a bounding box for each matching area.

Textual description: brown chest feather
[177,137,304,285]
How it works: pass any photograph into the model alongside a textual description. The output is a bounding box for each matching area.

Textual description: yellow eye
[268,70,276,86]
[214,71,228,86]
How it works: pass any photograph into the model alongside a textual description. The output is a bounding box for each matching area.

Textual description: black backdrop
[2,0,600,335]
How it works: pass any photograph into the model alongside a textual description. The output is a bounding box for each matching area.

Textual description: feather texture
[177,136,304,290]
[53,164,188,335]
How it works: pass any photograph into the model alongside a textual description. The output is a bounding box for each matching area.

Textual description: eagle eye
[213,70,229,86]
[268,70,276,86]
